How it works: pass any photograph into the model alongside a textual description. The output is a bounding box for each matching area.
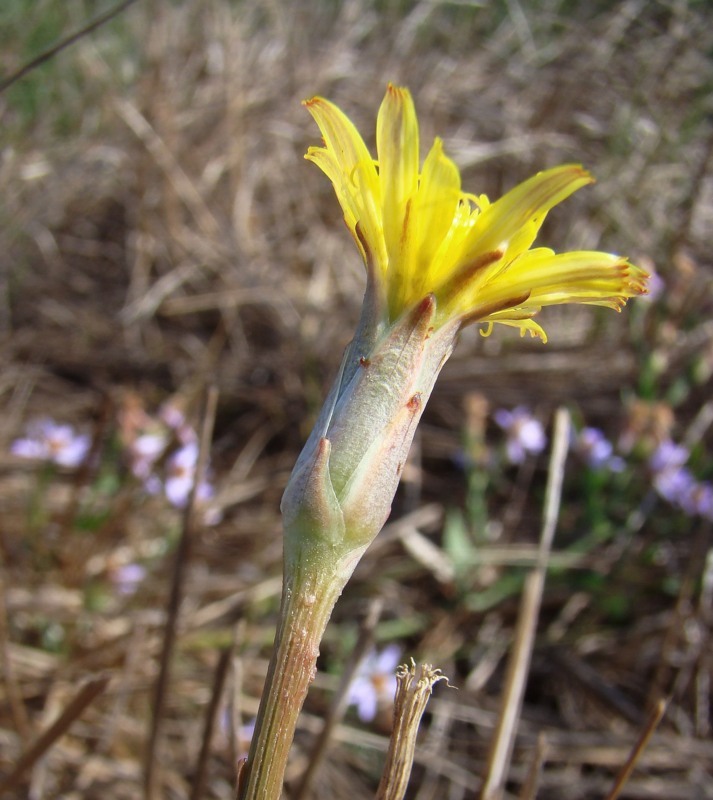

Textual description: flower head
[129,431,168,480]
[283,86,648,572]
[653,465,696,506]
[494,406,547,464]
[110,563,147,596]
[11,418,90,467]
[347,645,401,723]
[649,439,689,474]
[165,441,215,509]
[573,426,624,471]
[648,439,713,520]
[304,84,647,340]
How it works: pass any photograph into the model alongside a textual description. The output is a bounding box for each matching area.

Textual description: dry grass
[1,1,713,798]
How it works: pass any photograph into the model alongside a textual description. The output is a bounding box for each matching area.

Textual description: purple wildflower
[159,404,196,445]
[159,404,186,431]
[573,427,624,471]
[119,401,219,523]
[110,563,147,596]
[129,431,167,480]
[649,440,692,508]
[648,439,713,520]
[494,407,547,464]
[347,645,401,723]
[164,441,216,514]
[653,464,696,505]
[680,481,713,520]
[165,442,200,507]
[11,418,90,468]
[649,440,689,474]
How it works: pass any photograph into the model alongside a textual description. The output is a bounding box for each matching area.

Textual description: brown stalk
[191,645,235,800]
[144,385,219,800]
[603,698,668,800]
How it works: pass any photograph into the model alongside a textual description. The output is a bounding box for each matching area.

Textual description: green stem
[239,558,347,800]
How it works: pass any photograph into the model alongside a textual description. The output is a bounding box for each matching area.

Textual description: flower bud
[281,295,457,570]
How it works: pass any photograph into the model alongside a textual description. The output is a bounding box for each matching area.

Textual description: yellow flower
[304,84,648,342]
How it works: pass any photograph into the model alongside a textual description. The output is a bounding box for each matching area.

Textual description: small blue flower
[573,427,624,471]
[649,440,689,474]
[347,645,401,723]
[11,418,90,468]
[679,480,713,520]
[494,407,547,464]
[129,431,168,480]
[649,439,713,520]
[653,465,696,506]
[165,443,215,504]
[110,563,147,596]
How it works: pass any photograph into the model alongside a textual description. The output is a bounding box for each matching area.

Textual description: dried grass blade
[480,407,570,800]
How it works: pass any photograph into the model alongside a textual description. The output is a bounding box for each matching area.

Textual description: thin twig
[603,698,668,800]
[144,385,219,800]
[0,675,109,795]
[480,407,570,800]
[191,645,235,800]
[0,0,141,93]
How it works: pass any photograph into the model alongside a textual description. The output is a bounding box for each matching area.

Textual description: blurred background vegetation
[1,1,712,798]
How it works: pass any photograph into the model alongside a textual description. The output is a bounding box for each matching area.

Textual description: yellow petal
[303,97,374,182]
[460,165,593,266]
[414,138,461,281]
[303,97,385,271]
[505,249,647,306]
[376,85,420,314]
[376,84,419,252]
